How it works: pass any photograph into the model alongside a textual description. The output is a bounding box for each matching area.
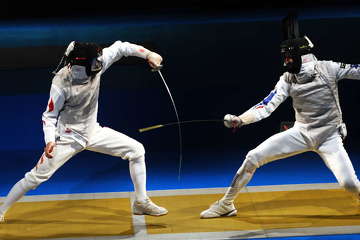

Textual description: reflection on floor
[1,183,360,240]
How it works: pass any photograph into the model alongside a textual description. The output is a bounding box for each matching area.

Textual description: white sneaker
[200,200,237,219]
[132,198,168,216]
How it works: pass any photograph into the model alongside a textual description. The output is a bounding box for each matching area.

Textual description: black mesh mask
[65,42,103,77]
[280,37,313,74]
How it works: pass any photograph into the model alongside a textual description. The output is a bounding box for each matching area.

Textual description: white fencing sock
[221,161,257,204]
[0,179,31,215]
[129,155,147,202]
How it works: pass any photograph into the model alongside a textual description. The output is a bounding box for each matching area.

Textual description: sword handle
[151,65,163,72]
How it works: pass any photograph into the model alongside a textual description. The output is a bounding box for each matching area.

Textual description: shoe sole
[133,211,168,216]
[200,209,237,219]
[133,211,168,217]
[222,209,237,217]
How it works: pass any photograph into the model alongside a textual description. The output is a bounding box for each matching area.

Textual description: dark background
[1,1,360,195]
[1,1,360,20]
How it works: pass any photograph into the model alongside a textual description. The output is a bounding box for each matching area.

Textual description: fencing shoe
[200,200,237,219]
[133,198,168,216]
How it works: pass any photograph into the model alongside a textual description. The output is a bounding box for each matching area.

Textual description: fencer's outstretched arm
[42,84,65,144]
[332,62,360,81]
[100,41,162,73]
[238,76,290,125]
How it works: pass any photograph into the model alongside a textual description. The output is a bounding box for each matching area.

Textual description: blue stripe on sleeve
[262,90,277,105]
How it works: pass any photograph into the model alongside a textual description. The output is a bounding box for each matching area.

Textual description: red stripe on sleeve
[48,98,54,112]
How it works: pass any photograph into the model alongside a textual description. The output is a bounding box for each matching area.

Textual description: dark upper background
[1,0,360,153]
[1,1,360,20]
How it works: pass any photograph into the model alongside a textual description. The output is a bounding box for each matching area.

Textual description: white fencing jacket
[42,41,151,147]
[239,54,360,145]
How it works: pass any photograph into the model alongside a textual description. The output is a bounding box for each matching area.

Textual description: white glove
[224,114,243,128]
[146,52,163,70]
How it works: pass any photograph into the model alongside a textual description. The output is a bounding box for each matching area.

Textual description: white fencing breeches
[222,123,360,203]
[24,125,145,189]
[0,125,146,214]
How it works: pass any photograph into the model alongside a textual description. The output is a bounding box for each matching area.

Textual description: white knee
[24,170,52,190]
[125,141,145,161]
[237,158,258,176]
[243,159,258,174]
[23,174,42,190]
[244,149,263,169]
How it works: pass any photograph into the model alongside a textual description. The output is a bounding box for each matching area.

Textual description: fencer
[0,41,168,222]
[200,34,360,218]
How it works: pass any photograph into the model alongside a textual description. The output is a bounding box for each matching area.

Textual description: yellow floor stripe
[145,189,360,234]
[0,198,133,240]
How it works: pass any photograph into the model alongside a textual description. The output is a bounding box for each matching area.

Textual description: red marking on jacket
[303,56,311,63]
[65,128,72,133]
[139,48,145,53]
[256,105,264,109]
[48,98,54,112]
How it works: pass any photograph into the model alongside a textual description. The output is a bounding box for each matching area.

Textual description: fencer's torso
[42,41,150,146]
[53,67,101,145]
[284,55,341,144]
[245,53,360,146]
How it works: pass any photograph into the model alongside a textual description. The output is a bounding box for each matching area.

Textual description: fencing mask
[280,12,314,74]
[53,41,103,77]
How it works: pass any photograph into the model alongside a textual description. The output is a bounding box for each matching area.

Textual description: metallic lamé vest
[284,58,342,146]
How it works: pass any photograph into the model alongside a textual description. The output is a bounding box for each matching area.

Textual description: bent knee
[245,149,263,168]
[241,158,258,174]
[125,141,145,161]
[24,171,51,190]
